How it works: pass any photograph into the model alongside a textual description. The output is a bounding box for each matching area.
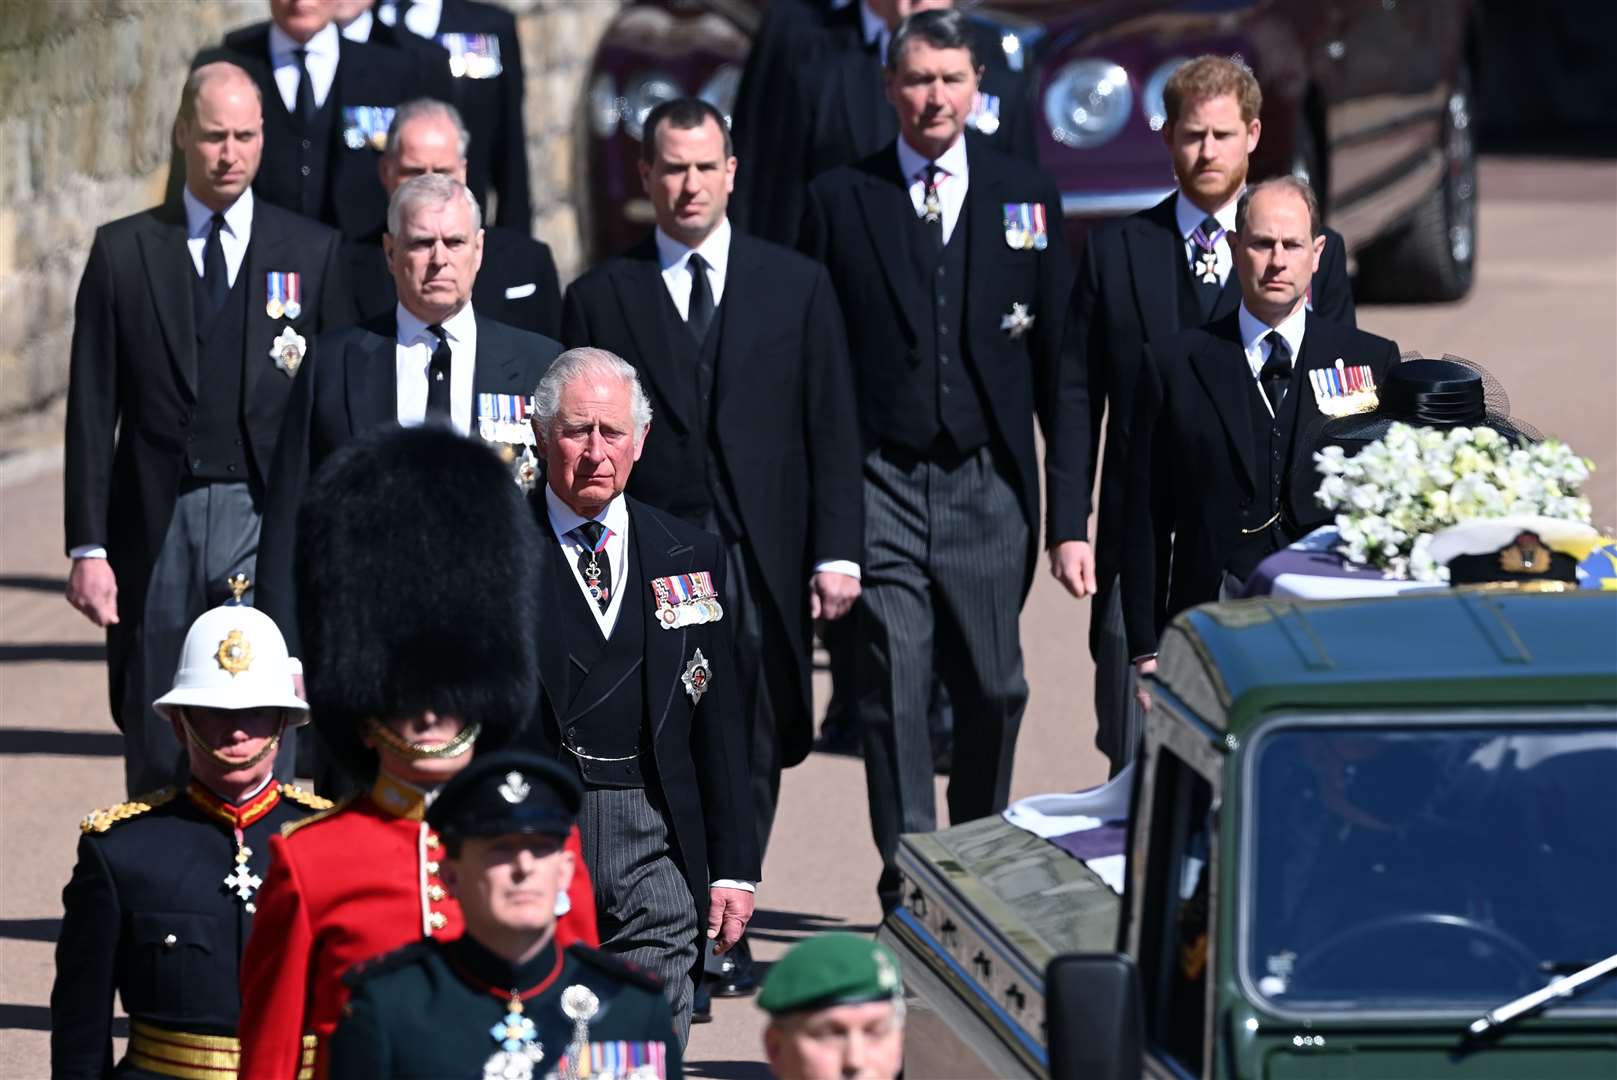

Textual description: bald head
[175,62,264,212]
[379,99,470,194]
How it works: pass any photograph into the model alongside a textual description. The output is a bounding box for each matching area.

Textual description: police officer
[50,600,329,1079]
[330,751,683,1079]
[757,934,906,1080]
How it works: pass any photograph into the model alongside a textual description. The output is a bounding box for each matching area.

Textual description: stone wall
[0,0,621,422]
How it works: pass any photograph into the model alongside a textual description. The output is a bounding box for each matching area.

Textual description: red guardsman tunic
[237,772,598,1080]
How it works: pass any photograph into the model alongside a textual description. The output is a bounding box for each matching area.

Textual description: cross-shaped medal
[224,845,262,908]
[1196,249,1219,285]
[923,189,942,225]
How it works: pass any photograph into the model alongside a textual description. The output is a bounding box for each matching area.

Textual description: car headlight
[588,72,623,139]
[1043,59,1132,148]
[622,72,682,141]
[1142,58,1189,132]
[698,64,742,127]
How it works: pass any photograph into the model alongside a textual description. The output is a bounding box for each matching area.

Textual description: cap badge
[875,950,899,991]
[1501,532,1551,575]
[682,649,712,705]
[498,771,531,804]
[269,327,307,378]
[215,629,252,676]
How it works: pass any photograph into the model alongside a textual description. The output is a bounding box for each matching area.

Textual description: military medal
[1191,220,1225,284]
[968,91,1001,135]
[922,187,942,225]
[269,327,307,378]
[556,985,600,1080]
[682,648,712,704]
[223,839,263,910]
[440,32,504,79]
[1004,202,1048,251]
[1310,357,1380,417]
[342,105,397,151]
[1000,301,1035,340]
[578,526,612,605]
[484,990,545,1080]
[648,573,723,629]
[283,272,302,319]
[185,781,281,913]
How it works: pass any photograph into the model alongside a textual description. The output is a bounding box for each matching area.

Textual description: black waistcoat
[887,206,990,455]
[1228,362,1307,578]
[549,535,648,790]
[263,88,336,221]
[186,259,253,484]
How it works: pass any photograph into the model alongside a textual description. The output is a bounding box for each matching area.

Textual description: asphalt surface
[1,157,1613,1079]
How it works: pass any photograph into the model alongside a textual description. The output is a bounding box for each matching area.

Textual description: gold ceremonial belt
[127,1021,316,1080]
[1240,511,1283,535]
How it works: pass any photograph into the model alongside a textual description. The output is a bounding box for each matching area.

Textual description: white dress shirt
[339,8,374,42]
[395,302,478,436]
[1238,301,1308,418]
[654,218,731,318]
[544,486,753,892]
[897,132,969,246]
[378,0,443,38]
[182,185,252,286]
[269,21,339,114]
[1175,188,1239,288]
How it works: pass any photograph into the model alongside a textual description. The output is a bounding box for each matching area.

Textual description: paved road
[1,157,1612,1079]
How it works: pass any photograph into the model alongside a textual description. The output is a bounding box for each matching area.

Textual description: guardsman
[330,751,683,1079]
[64,60,351,797]
[757,934,907,1080]
[237,427,598,1080]
[50,598,329,1080]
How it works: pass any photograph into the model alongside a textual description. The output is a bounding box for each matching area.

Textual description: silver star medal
[1196,249,1219,285]
[269,327,307,378]
[1000,302,1035,340]
[682,649,712,704]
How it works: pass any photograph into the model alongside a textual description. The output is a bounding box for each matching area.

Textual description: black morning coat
[1069,192,1357,617]
[347,225,563,338]
[1122,311,1400,658]
[799,133,1087,594]
[63,199,350,720]
[527,495,763,957]
[181,23,449,240]
[559,229,864,767]
[253,312,561,654]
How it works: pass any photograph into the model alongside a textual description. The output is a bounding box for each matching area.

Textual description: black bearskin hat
[294,426,541,778]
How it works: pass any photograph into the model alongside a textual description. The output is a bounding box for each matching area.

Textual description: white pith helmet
[153,604,309,723]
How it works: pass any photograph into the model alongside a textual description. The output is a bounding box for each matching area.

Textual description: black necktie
[574,521,612,614]
[425,325,453,424]
[1259,331,1293,415]
[1192,214,1224,317]
[920,164,944,252]
[393,0,416,31]
[292,48,317,128]
[201,212,229,315]
[685,252,714,343]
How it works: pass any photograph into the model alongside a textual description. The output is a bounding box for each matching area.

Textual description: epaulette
[80,788,178,834]
[280,794,356,839]
[567,943,664,991]
[279,783,336,811]
[341,939,434,989]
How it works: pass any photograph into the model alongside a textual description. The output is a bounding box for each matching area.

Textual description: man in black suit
[346,98,561,334]
[374,0,530,228]
[799,10,1088,913]
[183,0,443,240]
[1123,177,1399,683]
[64,62,350,796]
[562,97,864,1001]
[1067,55,1357,774]
[524,348,761,1042]
[256,172,561,666]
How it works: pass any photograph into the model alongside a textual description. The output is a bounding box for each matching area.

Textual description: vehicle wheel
[1356,66,1478,303]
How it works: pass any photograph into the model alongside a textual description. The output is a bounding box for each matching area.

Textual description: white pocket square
[504,282,537,300]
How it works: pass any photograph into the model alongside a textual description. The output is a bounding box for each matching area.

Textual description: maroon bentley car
[580,0,1476,302]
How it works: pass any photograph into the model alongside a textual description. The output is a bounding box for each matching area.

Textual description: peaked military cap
[758,933,903,1016]
[427,751,582,840]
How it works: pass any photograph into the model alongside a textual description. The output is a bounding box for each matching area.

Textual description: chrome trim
[1061,188,1175,217]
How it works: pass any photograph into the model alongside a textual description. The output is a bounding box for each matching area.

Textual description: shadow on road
[0,919,61,943]
[0,575,67,593]
[0,643,105,663]
[685,1061,773,1080]
[0,728,122,756]
[746,908,878,946]
[0,1004,126,1035]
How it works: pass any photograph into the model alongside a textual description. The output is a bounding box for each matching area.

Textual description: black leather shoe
[709,938,759,997]
[691,979,713,1023]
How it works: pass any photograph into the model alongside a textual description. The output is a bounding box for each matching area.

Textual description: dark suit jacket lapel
[471,312,527,393]
[610,240,693,434]
[963,141,1008,341]
[630,501,696,745]
[240,216,288,410]
[531,495,570,715]
[1126,194,1182,334]
[1188,315,1256,491]
[713,232,762,415]
[852,150,925,342]
[1210,263,1242,322]
[345,315,398,433]
[137,204,199,399]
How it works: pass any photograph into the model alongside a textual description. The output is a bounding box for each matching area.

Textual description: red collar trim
[186,780,282,831]
[447,940,566,1003]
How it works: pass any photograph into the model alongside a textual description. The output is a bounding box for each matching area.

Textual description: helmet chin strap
[365,716,481,761]
[180,712,284,771]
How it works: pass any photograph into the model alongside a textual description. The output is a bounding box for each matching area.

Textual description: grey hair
[1236,175,1323,239]
[383,98,471,161]
[533,348,653,440]
[387,172,482,236]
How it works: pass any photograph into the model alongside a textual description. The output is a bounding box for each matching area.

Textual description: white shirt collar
[396,298,476,344]
[1238,301,1308,360]
[182,185,254,240]
[543,486,629,546]
[654,217,732,278]
[896,131,969,186]
[339,8,374,42]
[1174,188,1240,240]
[268,19,340,63]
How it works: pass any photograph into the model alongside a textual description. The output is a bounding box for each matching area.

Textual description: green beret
[758,933,903,1016]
